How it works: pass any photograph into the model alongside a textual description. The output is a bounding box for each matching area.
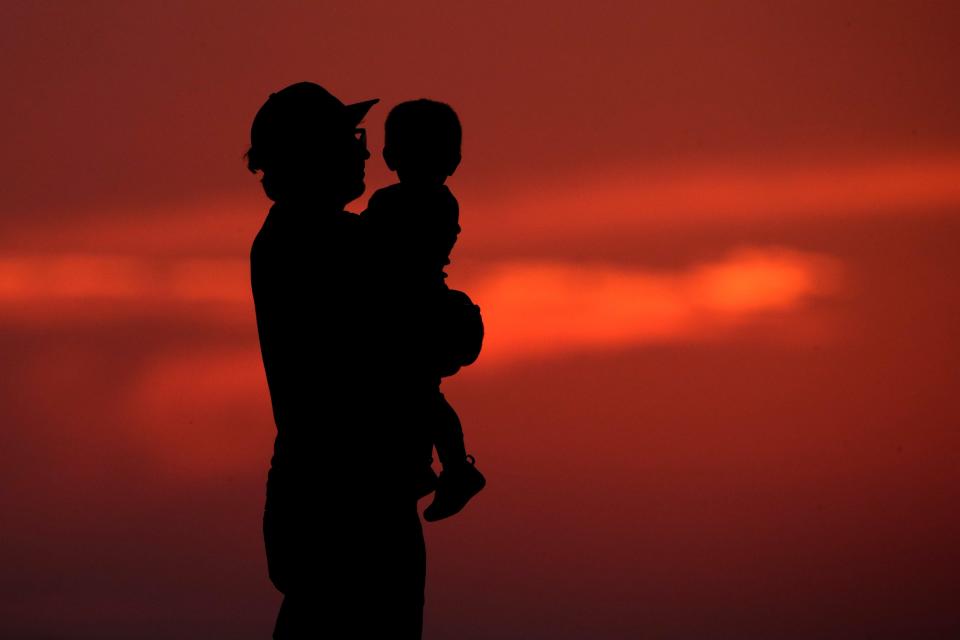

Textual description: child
[362,99,485,522]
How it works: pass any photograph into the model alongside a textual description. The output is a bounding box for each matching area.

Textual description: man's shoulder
[252,206,362,267]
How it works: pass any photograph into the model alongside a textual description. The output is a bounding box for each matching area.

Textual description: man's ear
[382,146,397,172]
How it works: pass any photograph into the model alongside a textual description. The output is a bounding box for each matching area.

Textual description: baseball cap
[248,82,378,170]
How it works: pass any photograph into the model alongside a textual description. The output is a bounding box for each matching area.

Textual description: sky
[1,1,959,638]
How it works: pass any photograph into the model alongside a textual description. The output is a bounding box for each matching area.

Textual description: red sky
[1,2,959,638]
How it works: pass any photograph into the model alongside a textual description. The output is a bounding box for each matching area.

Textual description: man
[247,82,427,638]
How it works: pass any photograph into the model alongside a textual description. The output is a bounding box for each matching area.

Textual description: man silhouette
[247,82,427,638]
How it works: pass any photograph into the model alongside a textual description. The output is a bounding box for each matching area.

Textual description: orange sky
[2,2,959,638]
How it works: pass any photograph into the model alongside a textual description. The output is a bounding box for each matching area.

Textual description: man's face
[304,125,370,207]
[343,126,371,203]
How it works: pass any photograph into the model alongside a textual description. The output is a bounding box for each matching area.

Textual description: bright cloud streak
[0,254,249,305]
[467,248,840,363]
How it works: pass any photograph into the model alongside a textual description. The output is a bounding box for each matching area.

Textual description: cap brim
[345,98,379,125]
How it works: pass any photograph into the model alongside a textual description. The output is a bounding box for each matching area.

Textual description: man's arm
[251,227,333,433]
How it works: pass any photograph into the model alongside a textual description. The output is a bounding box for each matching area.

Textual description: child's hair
[384,99,462,179]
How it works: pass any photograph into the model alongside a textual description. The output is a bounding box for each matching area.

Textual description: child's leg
[431,389,467,469]
[423,390,486,522]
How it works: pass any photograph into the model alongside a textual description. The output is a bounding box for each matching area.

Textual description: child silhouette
[362,99,486,522]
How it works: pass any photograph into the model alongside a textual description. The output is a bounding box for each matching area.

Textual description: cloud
[0,253,252,326]
[464,247,840,364]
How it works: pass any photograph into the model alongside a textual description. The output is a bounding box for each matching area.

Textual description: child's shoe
[423,454,486,522]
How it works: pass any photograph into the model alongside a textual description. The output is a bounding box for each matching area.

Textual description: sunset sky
[2,2,959,638]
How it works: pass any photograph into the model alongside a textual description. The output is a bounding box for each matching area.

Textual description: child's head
[383,99,461,183]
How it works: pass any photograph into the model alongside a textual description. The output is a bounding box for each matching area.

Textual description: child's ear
[382,146,398,172]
